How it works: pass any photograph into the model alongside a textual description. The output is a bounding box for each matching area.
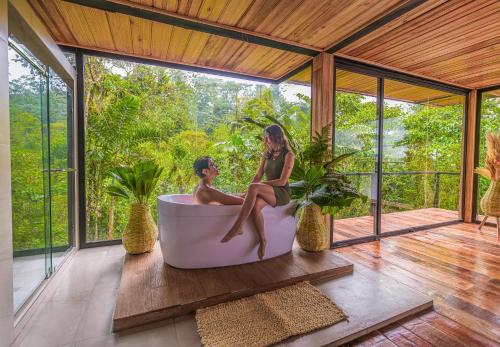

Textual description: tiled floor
[13,252,67,311]
[12,246,208,347]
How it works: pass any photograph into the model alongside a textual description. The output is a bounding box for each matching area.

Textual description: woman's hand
[238,192,247,198]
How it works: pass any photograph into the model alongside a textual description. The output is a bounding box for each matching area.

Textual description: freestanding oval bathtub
[157,194,297,269]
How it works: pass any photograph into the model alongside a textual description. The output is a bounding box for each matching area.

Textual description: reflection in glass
[381,80,464,233]
[9,46,48,311]
[332,69,378,242]
[49,70,73,270]
[477,89,500,227]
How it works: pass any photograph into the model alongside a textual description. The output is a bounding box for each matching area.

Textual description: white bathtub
[157,194,297,269]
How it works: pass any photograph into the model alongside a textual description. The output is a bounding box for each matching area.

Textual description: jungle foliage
[9,55,499,249]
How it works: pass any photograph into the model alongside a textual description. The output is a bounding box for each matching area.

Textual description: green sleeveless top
[263,149,292,206]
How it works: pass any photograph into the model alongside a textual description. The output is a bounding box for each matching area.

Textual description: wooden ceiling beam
[326,0,427,53]
[61,0,321,57]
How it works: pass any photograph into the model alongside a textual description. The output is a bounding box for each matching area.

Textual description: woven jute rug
[195,281,347,347]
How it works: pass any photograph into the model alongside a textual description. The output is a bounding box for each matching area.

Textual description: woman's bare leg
[251,198,268,260]
[221,183,276,242]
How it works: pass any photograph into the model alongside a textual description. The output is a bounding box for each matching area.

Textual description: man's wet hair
[193,156,212,178]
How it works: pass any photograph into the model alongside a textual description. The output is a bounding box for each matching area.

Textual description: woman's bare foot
[258,239,267,260]
[220,226,243,243]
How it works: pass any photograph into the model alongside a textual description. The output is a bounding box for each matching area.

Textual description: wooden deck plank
[333,208,461,242]
[338,221,500,344]
[112,244,353,331]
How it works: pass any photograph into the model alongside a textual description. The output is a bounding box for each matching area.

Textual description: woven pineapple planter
[123,203,158,255]
[480,180,500,217]
[296,203,328,252]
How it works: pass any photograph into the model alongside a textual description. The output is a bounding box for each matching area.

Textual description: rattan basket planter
[480,180,500,217]
[296,203,328,252]
[122,203,158,254]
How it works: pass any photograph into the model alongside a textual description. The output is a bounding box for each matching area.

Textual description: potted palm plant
[475,129,500,236]
[242,116,364,251]
[107,160,164,254]
[290,125,364,251]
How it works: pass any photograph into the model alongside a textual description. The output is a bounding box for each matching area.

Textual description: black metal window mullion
[76,50,87,248]
[67,89,75,248]
[472,90,482,222]
[374,77,384,238]
[330,64,337,247]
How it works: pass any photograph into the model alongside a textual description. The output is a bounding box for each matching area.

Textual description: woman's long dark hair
[264,124,291,159]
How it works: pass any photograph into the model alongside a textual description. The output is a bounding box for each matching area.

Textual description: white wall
[0,0,14,345]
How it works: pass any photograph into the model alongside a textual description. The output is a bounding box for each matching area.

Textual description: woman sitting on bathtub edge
[221,124,294,260]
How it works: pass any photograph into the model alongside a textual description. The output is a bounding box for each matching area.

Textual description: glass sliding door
[332,69,379,243]
[9,44,50,311]
[49,70,75,270]
[9,39,74,312]
[381,80,465,234]
[331,59,467,247]
[476,88,500,228]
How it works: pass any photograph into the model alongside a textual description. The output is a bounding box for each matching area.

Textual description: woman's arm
[262,152,295,186]
[252,155,266,183]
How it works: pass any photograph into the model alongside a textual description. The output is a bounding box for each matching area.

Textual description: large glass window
[381,80,465,233]
[476,89,500,227]
[333,69,378,243]
[83,56,311,243]
[9,45,48,311]
[332,63,466,246]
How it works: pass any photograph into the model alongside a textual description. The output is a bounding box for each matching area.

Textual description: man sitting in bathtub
[193,157,244,205]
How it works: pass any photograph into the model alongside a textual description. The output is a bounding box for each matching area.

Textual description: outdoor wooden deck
[337,221,500,346]
[333,208,461,242]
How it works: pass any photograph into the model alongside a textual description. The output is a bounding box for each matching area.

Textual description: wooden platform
[112,244,353,331]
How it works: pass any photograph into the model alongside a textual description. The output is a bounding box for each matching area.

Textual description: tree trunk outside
[107,196,115,240]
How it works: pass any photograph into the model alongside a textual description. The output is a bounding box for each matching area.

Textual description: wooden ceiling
[28,0,500,89]
[28,0,407,80]
[124,0,406,50]
[289,66,464,106]
[340,0,500,89]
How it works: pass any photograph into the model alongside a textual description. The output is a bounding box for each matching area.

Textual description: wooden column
[312,53,335,246]
[312,53,334,133]
[463,90,478,223]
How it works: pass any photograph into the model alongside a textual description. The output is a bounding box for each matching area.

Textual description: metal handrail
[343,171,460,176]
[341,171,460,208]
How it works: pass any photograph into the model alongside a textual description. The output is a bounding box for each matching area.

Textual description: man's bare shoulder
[194,185,218,205]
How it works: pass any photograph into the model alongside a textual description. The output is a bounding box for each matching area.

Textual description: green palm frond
[107,160,163,204]
[323,151,358,170]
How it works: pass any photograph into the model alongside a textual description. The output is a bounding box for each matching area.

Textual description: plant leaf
[474,167,492,180]
[107,185,129,199]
